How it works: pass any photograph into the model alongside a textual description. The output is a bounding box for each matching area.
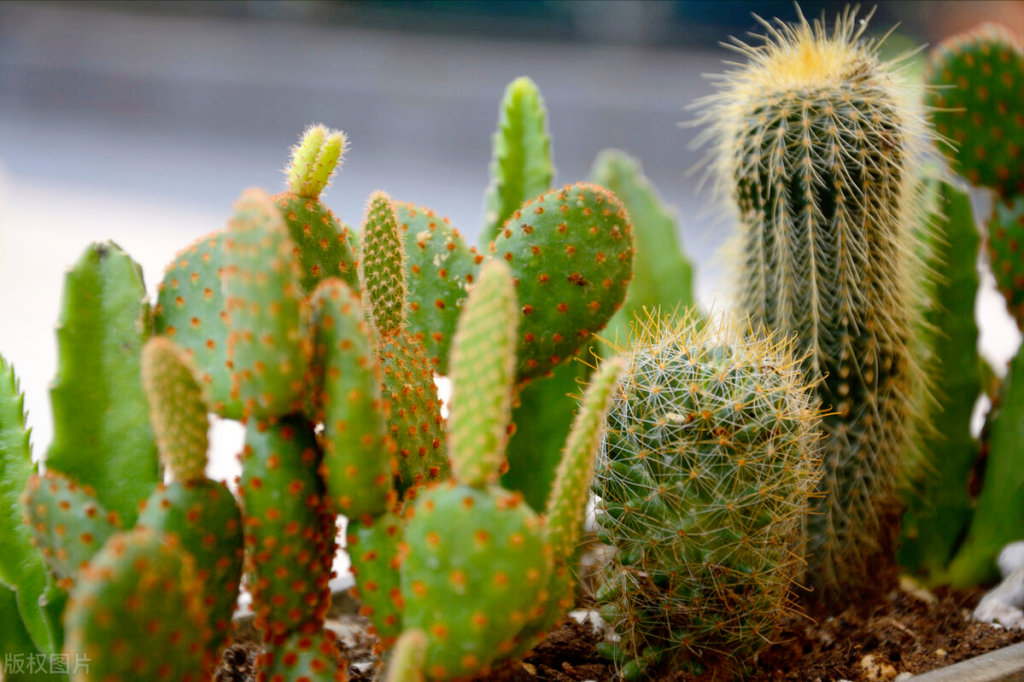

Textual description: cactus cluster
[696,6,934,604]
[592,313,822,679]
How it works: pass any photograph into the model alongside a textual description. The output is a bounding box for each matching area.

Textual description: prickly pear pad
[275,192,360,294]
[137,480,244,650]
[402,483,552,680]
[64,528,212,682]
[155,231,241,418]
[988,194,1024,329]
[397,202,483,375]
[309,279,394,519]
[346,512,404,650]
[22,471,120,589]
[239,417,332,644]
[223,188,311,418]
[491,183,634,380]
[256,630,347,682]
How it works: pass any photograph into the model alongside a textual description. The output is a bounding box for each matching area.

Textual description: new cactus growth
[927,25,1024,197]
[64,528,212,682]
[592,313,822,679]
[697,7,932,603]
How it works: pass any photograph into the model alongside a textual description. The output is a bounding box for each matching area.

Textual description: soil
[214,583,1024,681]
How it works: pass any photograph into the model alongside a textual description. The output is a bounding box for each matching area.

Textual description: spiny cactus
[346,511,405,650]
[64,528,212,682]
[988,194,1024,329]
[256,630,347,682]
[696,6,933,603]
[927,25,1024,197]
[592,313,822,680]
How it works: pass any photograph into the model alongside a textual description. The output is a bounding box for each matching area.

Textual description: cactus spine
[697,7,933,603]
[593,313,822,679]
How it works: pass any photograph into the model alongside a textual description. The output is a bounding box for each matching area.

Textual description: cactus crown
[286,124,348,199]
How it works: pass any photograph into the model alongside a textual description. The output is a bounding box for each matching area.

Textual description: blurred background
[1,0,1022,483]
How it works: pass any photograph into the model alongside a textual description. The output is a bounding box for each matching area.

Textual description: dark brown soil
[215,585,1024,681]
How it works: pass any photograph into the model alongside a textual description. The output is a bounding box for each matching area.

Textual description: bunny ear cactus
[592,313,822,680]
[987,194,1024,329]
[256,631,347,682]
[696,7,934,605]
[927,25,1024,197]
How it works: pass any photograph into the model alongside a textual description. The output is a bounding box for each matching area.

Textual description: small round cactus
[593,312,821,679]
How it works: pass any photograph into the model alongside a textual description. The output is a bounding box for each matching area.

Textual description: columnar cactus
[697,7,933,603]
[593,313,822,679]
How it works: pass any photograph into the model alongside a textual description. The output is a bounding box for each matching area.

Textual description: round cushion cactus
[592,313,822,680]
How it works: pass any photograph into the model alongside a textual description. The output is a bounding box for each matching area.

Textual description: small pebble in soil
[998,541,1024,578]
[859,653,898,681]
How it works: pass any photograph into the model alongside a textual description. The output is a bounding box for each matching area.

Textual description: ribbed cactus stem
[141,337,210,484]
[545,356,625,560]
[448,260,519,487]
[287,124,348,199]
[360,191,408,336]
[696,7,932,603]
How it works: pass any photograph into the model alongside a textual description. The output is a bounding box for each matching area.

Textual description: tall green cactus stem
[309,279,395,519]
[447,261,518,486]
[256,630,347,682]
[47,241,158,527]
[589,150,695,352]
[64,528,212,682]
[277,125,360,294]
[592,313,821,678]
[0,356,61,655]
[361,191,409,336]
[141,337,210,483]
[696,8,933,602]
[946,347,1024,586]
[491,182,634,380]
[346,512,405,650]
[397,202,483,374]
[927,25,1024,197]
[988,194,1024,329]
[239,417,332,644]
[22,472,121,590]
[482,76,554,243]
[899,182,985,579]
[224,189,311,418]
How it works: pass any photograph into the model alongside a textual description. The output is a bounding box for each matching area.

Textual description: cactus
[696,7,933,603]
[276,125,360,294]
[592,312,821,679]
[64,527,212,682]
[238,416,333,644]
[256,630,347,682]
[47,242,159,528]
[21,472,121,590]
[346,512,405,650]
[927,25,1024,197]
[385,630,428,682]
[987,194,1024,329]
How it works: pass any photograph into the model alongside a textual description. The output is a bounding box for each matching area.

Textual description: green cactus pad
[256,630,347,682]
[137,480,244,650]
[396,202,483,375]
[384,630,428,682]
[988,194,1024,329]
[274,192,360,295]
[593,314,821,675]
[927,25,1024,195]
[141,337,210,484]
[309,279,394,519]
[360,192,408,336]
[402,482,551,680]
[346,512,404,650]
[378,331,449,494]
[490,183,634,380]
[21,471,121,589]
[47,241,159,527]
[155,231,241,419]
[482,76,555,243]
[239,417,332,643]
[224,188,311,418]
[287,124,347,200]
[448,261,518,488]
[64,528,212,682]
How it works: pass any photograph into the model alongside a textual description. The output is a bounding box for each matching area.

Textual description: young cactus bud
[223,188,311,418]
[696,7,933,604]
[448,260,518,487]
[287,124,347,200]
[141,337,210,484]
[360,191,408,336]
